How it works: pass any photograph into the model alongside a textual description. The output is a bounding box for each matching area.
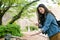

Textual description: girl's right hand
[35,23,39,26]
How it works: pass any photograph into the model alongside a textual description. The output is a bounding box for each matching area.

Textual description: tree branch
[1,3,14,16]
[9,0,39,24]
[3,6,11,14]
[0,0,2,7]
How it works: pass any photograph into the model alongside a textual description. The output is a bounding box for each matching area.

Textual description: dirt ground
[21,31,49,40]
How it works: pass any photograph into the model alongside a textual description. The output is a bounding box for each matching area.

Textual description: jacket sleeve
[41,14,53,32]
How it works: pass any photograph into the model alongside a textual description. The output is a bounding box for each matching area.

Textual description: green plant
[0,24,23,38]
[26,26,38,31]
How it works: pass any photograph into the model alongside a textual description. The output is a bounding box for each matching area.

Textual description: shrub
[0,24,23,38]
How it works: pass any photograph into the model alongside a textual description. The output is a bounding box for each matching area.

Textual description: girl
[36,4,60,40]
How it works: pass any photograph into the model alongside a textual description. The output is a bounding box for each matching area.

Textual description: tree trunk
[0,16,2,25]
[0,12,4,25]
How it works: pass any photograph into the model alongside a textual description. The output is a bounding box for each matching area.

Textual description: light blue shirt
[41,13,59,37]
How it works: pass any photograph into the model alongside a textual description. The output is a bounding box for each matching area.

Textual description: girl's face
[38,7,45,14]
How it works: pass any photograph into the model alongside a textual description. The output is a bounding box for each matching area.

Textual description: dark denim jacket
[40,13,59,37]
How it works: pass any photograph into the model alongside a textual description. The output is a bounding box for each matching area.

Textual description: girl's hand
[35,23,39,26]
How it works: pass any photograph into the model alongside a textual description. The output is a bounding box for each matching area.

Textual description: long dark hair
[37,4,56,26]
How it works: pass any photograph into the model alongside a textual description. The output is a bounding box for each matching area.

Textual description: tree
[9,0,39,24]
[0,0,39,25]
[0,0,17,25]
